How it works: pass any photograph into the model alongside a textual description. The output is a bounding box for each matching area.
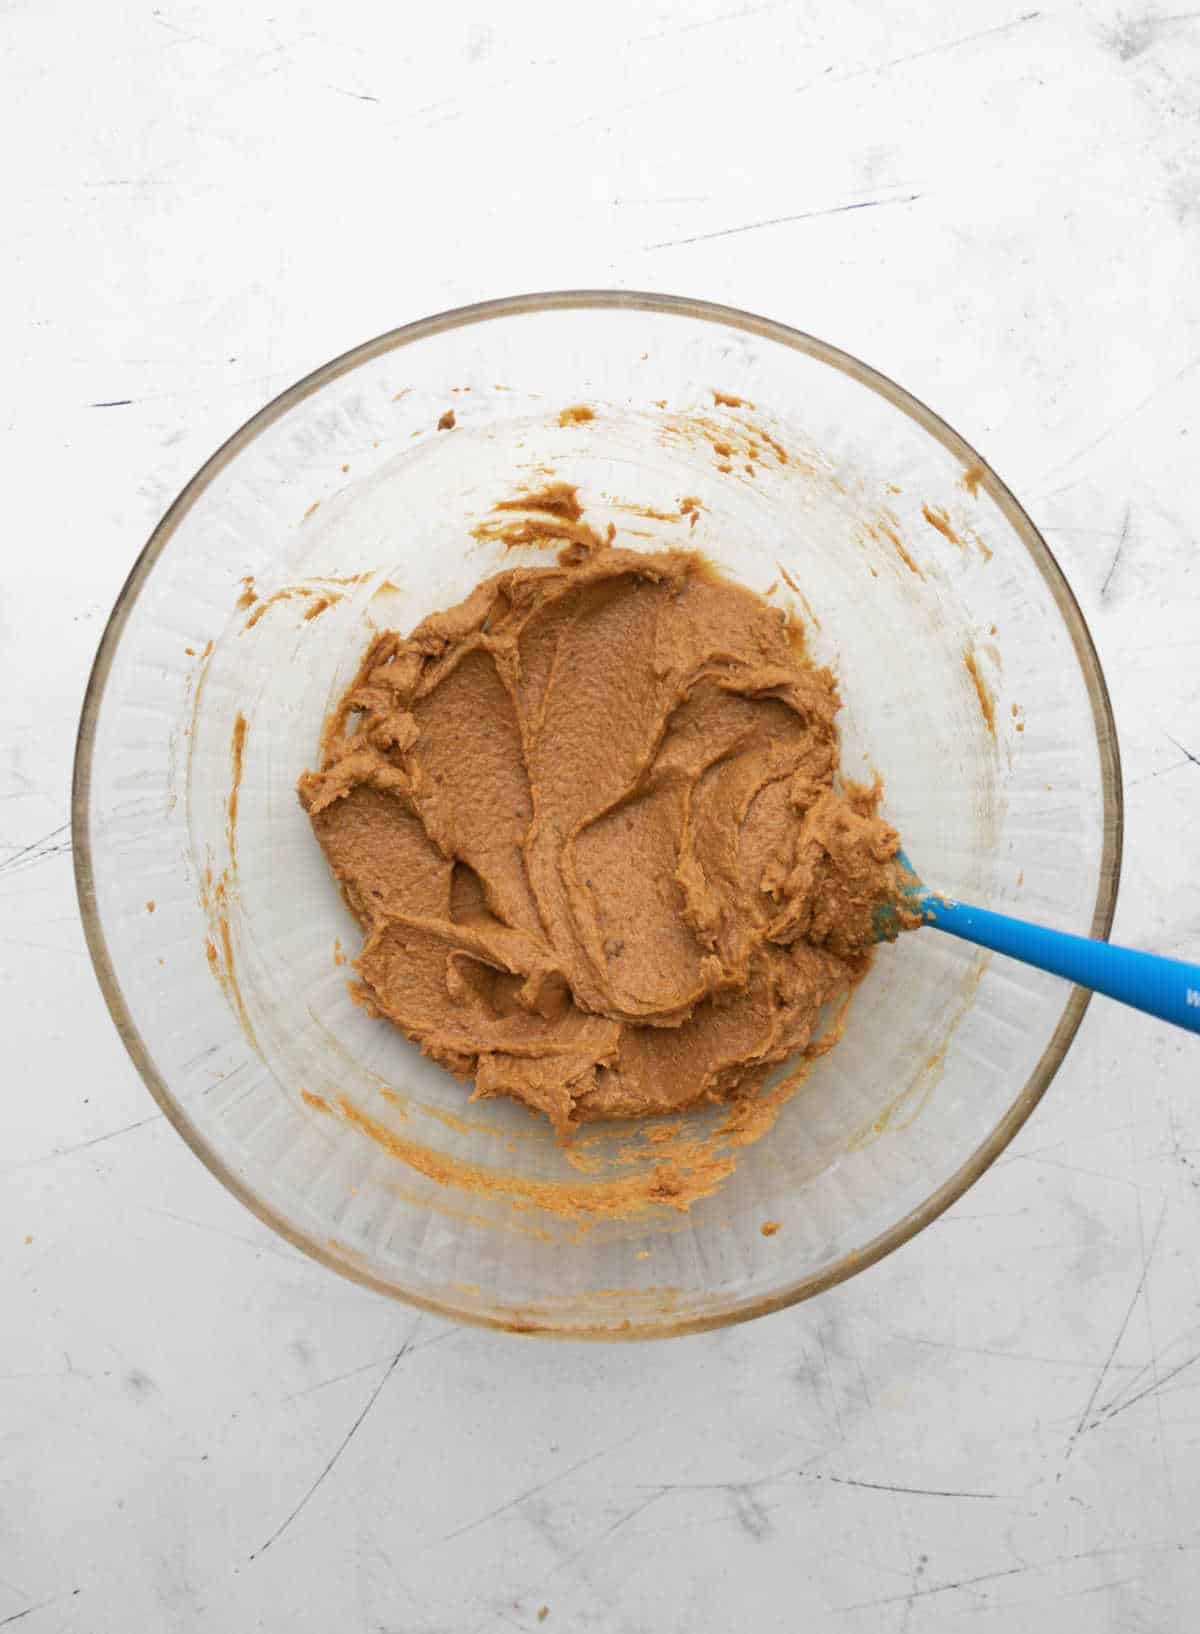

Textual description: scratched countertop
[4,2,1200,1629]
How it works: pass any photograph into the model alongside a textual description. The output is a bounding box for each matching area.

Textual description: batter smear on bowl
[299,525,913,1133]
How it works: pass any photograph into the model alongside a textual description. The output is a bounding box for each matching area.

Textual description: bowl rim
[72,289,1123,1340]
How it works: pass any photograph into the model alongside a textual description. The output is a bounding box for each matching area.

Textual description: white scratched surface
[3,0,1200,1628]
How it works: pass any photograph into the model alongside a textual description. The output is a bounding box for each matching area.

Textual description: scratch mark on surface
[1127,753,1200,786]
[1054,1574,1143,1599]
[0,1591,81,1628]
[799,12,1040,93]
[0,938,85,958]
[545,1492,663,1578]
[633,1471,798,1494]
[0,825,72,878]
[282,1328,461,1400]
[149,13,208,43]
[1007,1153,1140,1192]
[4,1114,162,1176]
[139,1205,298,1262]
[634,1492,808,1541]
[823,1475,1007,1500]
[840,1563,1028,1610]
[1041,353,1200,480]
[89,399,134,408]
[433,1427,643,1548]
[1066,1200,1166,1457]
[640,194,922,251]
[252,1346,408,1558]
[282,1353,404,1400]
[1100,504,1132,598]
[626,0,793,49]
[888,1330,1112,1369]
[1135,1190,1179,1524]
[816,1324,847,1442]
[324,84,380,102]
[554,78,696,137]
[1040,526,1125,538]
[846,1542,1200,1610]
[1166,735,1200,769]
[1094,1349,1200,1429]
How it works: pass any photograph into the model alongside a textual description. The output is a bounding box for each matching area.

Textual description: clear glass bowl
[74,293,1121,1338]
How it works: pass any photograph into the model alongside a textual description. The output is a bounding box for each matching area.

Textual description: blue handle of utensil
[923,896,1200,1035]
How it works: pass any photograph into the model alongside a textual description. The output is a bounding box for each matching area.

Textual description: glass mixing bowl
[74,293,1121,1338]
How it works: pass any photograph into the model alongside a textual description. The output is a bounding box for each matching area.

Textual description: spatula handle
[923,897,1200,1035]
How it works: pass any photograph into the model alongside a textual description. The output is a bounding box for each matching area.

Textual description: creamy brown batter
[299,538,910,1133]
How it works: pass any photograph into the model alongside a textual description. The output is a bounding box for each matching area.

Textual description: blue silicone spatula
[875,851,1200,1036]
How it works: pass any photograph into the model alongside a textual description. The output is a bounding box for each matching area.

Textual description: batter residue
[299,527,911,1133]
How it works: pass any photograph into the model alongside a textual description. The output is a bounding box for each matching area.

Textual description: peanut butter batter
[299,539,909,1133]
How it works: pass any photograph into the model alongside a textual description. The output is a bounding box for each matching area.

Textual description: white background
[4,1,1200,1629]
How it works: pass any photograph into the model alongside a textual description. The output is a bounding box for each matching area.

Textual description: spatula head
[872,847,928,943]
